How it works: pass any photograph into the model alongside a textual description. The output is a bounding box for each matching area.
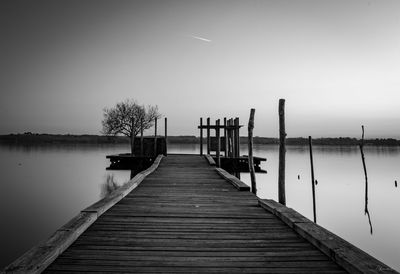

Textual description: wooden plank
[12,154,369,273]
[204,154,216,166]
[259,199,397,273]
[215,167,250,191]
[3,155,164,274]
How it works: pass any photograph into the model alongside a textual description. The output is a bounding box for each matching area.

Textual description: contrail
[190,35,212,42]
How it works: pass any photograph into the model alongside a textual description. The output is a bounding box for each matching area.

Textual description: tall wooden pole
[248,109,257,195]
[207,117,211,155]
[309,136,317,223]
[278,99,286,205]
[200,118,203,155]
[154,118,158,156]
[164,117,168,156]
[216,119,221,167]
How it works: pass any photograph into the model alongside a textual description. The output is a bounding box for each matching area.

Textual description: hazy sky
[1,0,400,138]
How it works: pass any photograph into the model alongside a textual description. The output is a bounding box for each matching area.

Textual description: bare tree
[102,99,161,155]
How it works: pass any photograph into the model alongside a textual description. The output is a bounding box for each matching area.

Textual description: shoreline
[1,133,400,146]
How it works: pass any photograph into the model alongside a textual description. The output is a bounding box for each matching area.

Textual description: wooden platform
[43,155,346,273]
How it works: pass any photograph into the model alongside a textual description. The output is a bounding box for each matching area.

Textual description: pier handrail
[2,155,164,274]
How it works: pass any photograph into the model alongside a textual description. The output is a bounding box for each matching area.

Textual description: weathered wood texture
[259,199,397,274]
[3,155,163,274]
[43,155,346,274]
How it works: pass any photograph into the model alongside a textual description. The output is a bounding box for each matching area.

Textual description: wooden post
[200,118,203,155]
[278,99,286,205]
[140,118,144,156]
[228,119,233,158]
[216,119,221,167]
[248,108,257,195]
[164,117,168,156]
[234,117,240,158]
[234,117,240,179]
[154,118,158,156]
[207,117,211,155]
[309,136,317,223]
[130,118,135,156]
[224,117,228,157]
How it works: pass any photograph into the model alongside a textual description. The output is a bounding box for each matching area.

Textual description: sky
[1,0,400,138]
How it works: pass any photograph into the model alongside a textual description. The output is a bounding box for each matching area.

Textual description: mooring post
[248,108,257,195]
[224,117,228,157]
[216,119,221,167]
[154,118,158,156]
[278,99,286,205]
[207,117,211,155]
[164,117,168,156]
[140,118,144,156]
[234,117,240,179]
[309,136,317,223]
[200,118,203,155]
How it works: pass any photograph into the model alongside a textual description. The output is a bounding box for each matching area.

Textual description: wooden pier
[4,154,396,273]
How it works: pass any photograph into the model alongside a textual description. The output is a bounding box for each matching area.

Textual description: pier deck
[44,154,345,273]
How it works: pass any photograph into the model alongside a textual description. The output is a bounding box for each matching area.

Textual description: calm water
[0,143,399,271]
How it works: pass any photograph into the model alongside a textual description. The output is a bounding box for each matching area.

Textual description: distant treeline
[1,133,400,146]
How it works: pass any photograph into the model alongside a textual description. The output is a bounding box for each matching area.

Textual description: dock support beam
[140,118,144,156]
[154,118,158,156]
[278,99,286,205]
[206,117,210,155]
[216,119,221,167]
[224,117,228,157]
[200,118,203,155]
[164,117,168,156]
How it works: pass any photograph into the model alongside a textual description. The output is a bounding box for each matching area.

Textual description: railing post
[278,99,286,205]
[200,118,203,155]
[154,118,158,156]
[164,117,168,156]
[216,119,221,167]
[248,109,257,195]
[206,117,211,155]
[140,118,144,156]
[224,117,228,157]
[234,117,240,158]
[130,117,135,156]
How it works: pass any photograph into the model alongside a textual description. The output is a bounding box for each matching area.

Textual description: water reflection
[1,143,399,271]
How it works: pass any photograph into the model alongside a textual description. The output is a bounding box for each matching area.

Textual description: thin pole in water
[248,108,257,195]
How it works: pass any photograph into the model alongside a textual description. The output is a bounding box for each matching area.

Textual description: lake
[0,143,399,271]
